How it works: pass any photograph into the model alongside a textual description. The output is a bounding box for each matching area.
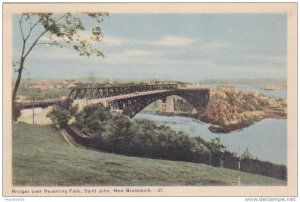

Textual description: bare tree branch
[23,29,48,59]
[35,42,62,47]
[19,15,25,41]
[24,18,41,41]
[23,14,66,59]
[54,14,65,23]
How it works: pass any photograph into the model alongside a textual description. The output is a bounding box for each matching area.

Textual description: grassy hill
[12,123,286,186]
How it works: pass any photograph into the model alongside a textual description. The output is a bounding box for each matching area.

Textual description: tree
[46,99,78,127]
[12,12,108,120]
[74,103,112,135]
[210,137,226,152]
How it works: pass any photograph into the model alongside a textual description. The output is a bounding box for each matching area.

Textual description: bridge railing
[17,99,62,109]
[69,83,178,90]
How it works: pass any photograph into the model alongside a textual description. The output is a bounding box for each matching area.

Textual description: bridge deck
[72,88,210,113]
[72,89,175,108]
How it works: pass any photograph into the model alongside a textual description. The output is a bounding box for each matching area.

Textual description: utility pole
[237,147,241,186]
[31,88,41,124]
[32,88,35,124]
[27,72,41,124]
[27,72,35,124]
[88,70,96,99]
[217,134,223,168]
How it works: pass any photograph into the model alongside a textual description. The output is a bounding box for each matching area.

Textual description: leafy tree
[209,137,226,152]
[46,99,78,127]
[12,12,108,120]
[74,103,112,135]
[47,106,72,127]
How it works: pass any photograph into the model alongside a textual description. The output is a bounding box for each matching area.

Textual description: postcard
[2,2,297,197]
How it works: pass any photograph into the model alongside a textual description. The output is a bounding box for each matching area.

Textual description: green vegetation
[46,103,287,181]
[69,104,219,162]
[46,99,78,127]
[12,123,286,186]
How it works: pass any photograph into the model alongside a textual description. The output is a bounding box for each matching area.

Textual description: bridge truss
[68,83,178,100]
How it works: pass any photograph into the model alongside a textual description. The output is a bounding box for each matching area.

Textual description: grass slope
[12,123,286,186]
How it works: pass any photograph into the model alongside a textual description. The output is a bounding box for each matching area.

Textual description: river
[134,86,287,165]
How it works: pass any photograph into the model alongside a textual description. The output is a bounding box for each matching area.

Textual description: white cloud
[29,46,162,63]
[39,32,124,47]
[143,35,193,47]
[29,47,99,61]
[108,49,161,58]
[101,36,123,46]
[244,54,286,62]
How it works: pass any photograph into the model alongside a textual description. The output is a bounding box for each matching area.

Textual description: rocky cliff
[197,90,287,133]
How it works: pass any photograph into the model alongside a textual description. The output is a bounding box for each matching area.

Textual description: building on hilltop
[53,81,64,89]
[39,80,52,89]
[106,78,116,85]
[27,80,52,90]
[53,79,77,89]
[242,90,259,97]
[218,85,237,94]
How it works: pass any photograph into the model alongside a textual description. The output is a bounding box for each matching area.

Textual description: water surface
[134,113,287,165]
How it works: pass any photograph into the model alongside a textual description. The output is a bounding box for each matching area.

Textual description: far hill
[198,78,287,87]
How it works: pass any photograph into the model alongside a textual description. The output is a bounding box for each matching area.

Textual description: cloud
[28,46,162,64]
[108,49,161,58]
[39,32,124,47]
[143,35,193,47]
[244,54,286,63]
[101,36,123,46]
[29,46,100,61]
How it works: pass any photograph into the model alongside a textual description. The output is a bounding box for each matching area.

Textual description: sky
[13,13,287,83]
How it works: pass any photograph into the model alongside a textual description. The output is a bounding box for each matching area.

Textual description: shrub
[74,104,112,135]
[46,99,78,127]
[47,106,72,127]
[74,104,211,163]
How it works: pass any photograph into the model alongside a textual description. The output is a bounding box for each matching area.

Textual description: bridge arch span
[108,89,210,118]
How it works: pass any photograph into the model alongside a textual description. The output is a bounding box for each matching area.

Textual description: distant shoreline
[12,77,287,87]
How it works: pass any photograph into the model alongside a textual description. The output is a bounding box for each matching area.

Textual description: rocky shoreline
[196,90,287,133]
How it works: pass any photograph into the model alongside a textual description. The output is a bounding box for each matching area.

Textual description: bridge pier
[160,97,167,113]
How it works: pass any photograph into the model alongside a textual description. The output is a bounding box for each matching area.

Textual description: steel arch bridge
[70,84,210,118]
[108,89,210,117]
[68,83,178,99]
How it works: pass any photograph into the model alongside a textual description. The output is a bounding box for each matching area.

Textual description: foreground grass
[12,123,286,186]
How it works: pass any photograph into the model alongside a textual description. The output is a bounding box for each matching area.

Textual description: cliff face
[198,91,287,133]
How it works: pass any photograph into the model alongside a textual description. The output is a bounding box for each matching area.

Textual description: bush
[46,99,78,127]
[74,104,211,162]
[47,106,72,127]
[74,104,112,135]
